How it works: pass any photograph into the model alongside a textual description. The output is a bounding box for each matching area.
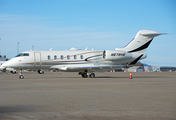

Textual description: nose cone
[1,60,15,68]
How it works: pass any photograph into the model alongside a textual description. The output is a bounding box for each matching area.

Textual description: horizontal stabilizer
[140,32,168,37]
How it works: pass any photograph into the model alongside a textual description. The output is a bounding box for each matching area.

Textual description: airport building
[127,67,144,72]
[125,66,161,72]
[144,66,160,72]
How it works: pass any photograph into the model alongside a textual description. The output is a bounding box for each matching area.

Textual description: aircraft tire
[19,75,24,79]
[89,73,95,78]
[38,70,44,74]
[82,73,88,78]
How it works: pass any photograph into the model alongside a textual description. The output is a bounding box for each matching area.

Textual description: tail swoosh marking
[129,54,143,65]
[128,39,153,53]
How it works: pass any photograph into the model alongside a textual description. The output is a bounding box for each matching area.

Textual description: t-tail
[115,30,168,65]
[116,30,167,53]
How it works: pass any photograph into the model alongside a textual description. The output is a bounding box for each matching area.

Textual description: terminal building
[127,66,161,72]
[127,67,144,72]
[144,66,160,72]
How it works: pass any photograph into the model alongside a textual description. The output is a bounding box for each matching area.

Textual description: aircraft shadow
[95,76,125,78]
[0,105,36,114]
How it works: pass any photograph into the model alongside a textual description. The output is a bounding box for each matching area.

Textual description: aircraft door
[34,52,42,68]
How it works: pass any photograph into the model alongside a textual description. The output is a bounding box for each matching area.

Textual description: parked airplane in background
[0,61,16,73]
[0,30,167,79]
[0,61,6,66]
[0,61,6,72]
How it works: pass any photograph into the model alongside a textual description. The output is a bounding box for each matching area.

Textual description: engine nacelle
[103,50,132,61]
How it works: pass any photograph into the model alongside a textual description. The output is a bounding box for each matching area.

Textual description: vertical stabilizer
[116,30,167,53]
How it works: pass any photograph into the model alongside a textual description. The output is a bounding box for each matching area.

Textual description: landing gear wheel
[38,70,44,74]
[19,69,24,79]
[82,73,88,78]
[19,75,24,79]
[89,73,95,78]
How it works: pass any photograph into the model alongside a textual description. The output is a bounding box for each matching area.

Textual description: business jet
[0,30,167,79]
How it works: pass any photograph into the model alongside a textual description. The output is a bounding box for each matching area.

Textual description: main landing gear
[89,73,95,78]
[79,72,95,78]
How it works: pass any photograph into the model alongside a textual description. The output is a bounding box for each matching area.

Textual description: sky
[0,0,176,66]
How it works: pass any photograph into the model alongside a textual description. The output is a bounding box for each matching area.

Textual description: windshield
[15,53,29,57]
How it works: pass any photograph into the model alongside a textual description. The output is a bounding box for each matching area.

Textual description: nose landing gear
[19,74,24,79]
[38,69,44,74]
[19,69,24,79]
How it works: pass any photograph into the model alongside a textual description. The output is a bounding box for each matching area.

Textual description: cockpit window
[15,53,29,57]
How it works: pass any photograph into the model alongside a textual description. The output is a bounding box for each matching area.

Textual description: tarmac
[0,71,176,120]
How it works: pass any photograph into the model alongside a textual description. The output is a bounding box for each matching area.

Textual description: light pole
[32,45,34,51]
[17,42,20,54]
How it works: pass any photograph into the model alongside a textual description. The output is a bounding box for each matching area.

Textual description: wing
[50,64,123,72]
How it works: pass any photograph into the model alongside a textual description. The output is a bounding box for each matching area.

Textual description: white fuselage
[1,50,143,72]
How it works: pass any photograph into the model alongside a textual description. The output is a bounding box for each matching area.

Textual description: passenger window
[54,55,57,60]
[74,55,76,59]
[67,55,70,59]
[80,55,83,59]
[61,55,63,60]
[48,55,50,60]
